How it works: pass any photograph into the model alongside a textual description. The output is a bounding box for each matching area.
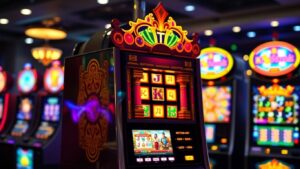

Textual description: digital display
[252,85,300,124]
[16,148,34,169]
[44,61,64,93]
[17,98,33,120]
[35,122,55,139]
[253,126,299,147]
[42,97,60,122]
[205,124,216,143]
[199,47,234,80]
[0,96,3,120]
[11,121,29,136]
[249,41,300,77]
[132,130,174,156]
[18,68,37,93]
[256,159,293,169]
[202,86,231,123]
[139,70,180,119]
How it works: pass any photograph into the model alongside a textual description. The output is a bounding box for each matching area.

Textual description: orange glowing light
[0,70,7,92]
[258,84,294,96]
[258,159,292,169]
[44,61,64,93]
[207,81,214,86]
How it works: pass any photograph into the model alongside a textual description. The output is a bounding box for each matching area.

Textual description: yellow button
[281,149,288,155]
[185,155,194,161]
[211,145,218,151]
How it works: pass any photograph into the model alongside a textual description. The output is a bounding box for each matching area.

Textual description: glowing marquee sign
[249,41,300,77]
[111,3,200,58]
[17,63,38,94]
[44,61,64,93]
[199,47,234,80]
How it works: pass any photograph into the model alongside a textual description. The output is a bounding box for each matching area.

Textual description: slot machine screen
[251,85,300,147]
[17,97,33,121]
[253,126,296,147]
[205,124,216,143]
[132,130,174,156]
[42,97,60,122]
[16,148,34,169]
[137,70,180,119]
[0,96,3,120]
[252,85,299,124]
[202,86,232,123]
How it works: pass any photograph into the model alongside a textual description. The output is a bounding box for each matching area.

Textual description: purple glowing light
[65,99,112,124]
[7,139,15,144]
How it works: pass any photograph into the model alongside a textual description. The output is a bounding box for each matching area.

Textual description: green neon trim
[140,30,155,45]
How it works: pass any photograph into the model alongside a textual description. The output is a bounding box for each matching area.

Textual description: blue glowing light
[253,131,259,138]
[293,25,300,32]
[18,70,35,93]
[294,132,299,138]
[247,31,256,38]
[184,5,195,12]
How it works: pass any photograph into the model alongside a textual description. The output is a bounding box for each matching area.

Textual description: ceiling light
[20,8,32,15]
[185,5,195,12]
[247,31,256,38]
[270,20,279,27]
[204,29,213,36]
[32,45,62,66]
[25,38,34,44]
[25,27,67,40]
[232,26,241,33]
[97,0,109,4]
[105,23,111,29]
[0,18,9,25]
[293,25,300,32]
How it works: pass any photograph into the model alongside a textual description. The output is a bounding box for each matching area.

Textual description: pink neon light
[207,59,227,67]
[0,93,9,132]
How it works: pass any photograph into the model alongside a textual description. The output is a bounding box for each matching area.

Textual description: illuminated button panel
[136,156,175,163]
[250,147,297,156]
[175,131,195,161]
[133,129,198,165]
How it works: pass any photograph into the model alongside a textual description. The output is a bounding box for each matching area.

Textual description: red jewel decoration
[124,32,134,45]
[192,44,200,55]
[184,42,192,52]
[113,32,124,45]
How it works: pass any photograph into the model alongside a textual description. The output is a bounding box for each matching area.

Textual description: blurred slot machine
[198,47,247,169]
[0,63,40,169]
[245,41,300,169]
[62,3,210,169]
[0,66,13,135]
[16,61,64,169]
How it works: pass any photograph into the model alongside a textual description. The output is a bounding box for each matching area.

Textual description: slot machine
[62,3,209,169]
[16,61,64,169]
[0,66,13,135]
[0,63,40,168]
[198,47,247,169]
[245,41,300,168]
